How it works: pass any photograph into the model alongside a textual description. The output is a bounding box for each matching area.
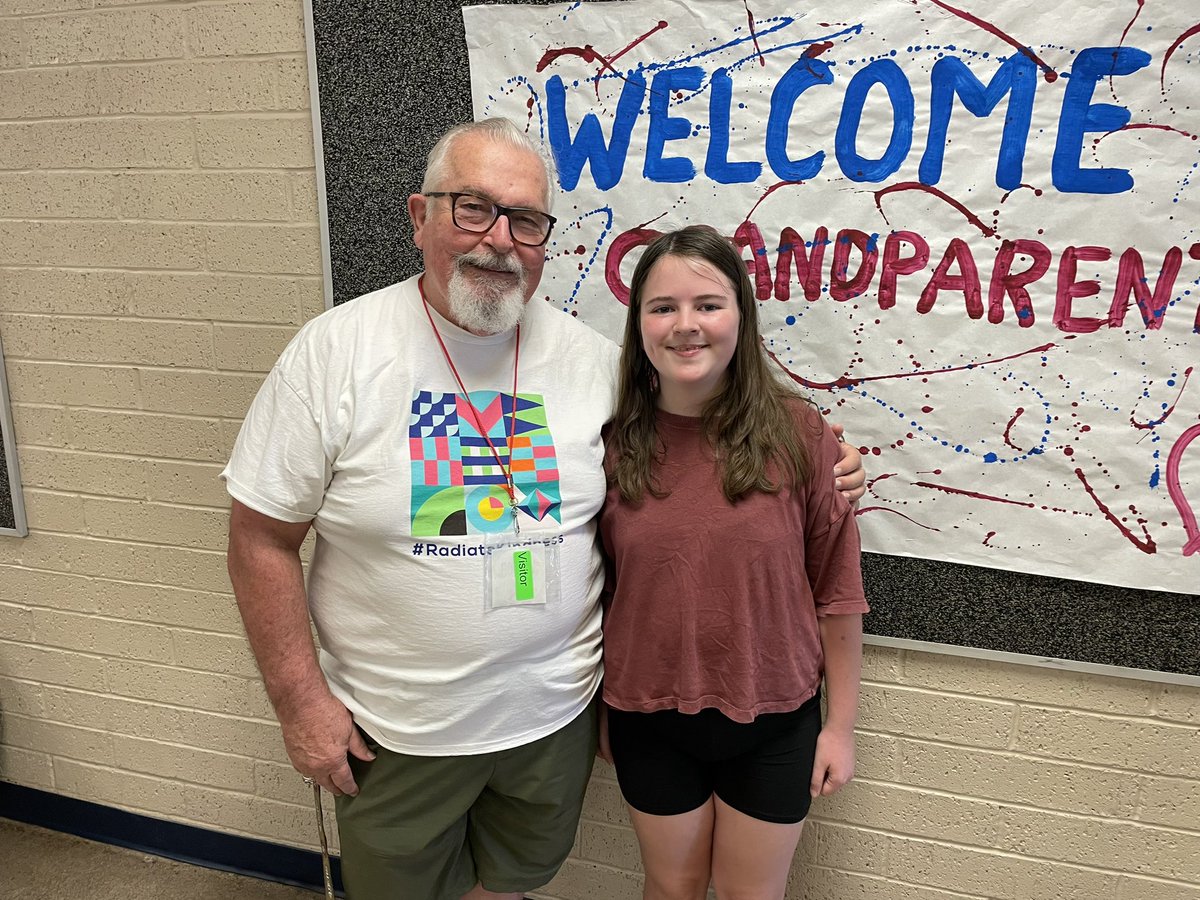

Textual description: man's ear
[408,193,428,249]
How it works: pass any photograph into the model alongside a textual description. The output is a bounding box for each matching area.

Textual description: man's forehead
[442,137,549,205]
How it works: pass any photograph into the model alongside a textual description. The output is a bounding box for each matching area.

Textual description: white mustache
[455,250,523,276]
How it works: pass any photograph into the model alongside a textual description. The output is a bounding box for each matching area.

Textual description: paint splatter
[1160,21,1200,92]
[925,0,1058,81]
[875,182,998,239]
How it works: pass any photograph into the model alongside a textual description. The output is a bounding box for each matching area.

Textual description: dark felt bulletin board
[0,331,27,536]
[305,0,1199,682]
[0,426,15,533]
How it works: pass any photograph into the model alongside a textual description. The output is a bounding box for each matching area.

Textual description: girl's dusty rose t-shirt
[599,403,868,723]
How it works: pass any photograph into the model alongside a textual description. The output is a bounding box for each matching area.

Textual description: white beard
[447,250,529,335]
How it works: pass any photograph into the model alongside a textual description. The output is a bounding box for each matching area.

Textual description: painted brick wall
[0,0,327,848]
[0,2,1197,898]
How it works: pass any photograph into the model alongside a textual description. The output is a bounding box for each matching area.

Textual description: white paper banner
[465,0,1200,593]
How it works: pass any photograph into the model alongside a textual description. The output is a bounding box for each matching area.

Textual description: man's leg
[335,732,492,900]
[467,701,598,896]
[460,886,521,900]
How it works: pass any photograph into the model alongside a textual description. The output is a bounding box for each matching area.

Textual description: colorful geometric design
[409,390,562,536]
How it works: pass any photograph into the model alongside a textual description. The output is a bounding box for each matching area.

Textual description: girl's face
[638,254,741,415]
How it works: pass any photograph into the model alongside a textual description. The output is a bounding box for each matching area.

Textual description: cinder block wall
[0,2,1197,898]
[0,0,325,846]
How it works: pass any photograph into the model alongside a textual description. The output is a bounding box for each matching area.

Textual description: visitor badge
[483,533,561,609]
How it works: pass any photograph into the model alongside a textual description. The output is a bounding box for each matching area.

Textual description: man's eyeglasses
[425,192,557,247]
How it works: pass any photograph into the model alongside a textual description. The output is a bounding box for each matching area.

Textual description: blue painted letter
[1052,47,1151,194]
[765,56,833,181]
[644,67,703,183]
[705,67,761,184]
[836,59,915,183]
[920,54,1037,190]
[547,71,646,191]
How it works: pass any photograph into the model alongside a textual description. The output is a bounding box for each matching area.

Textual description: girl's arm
[810,612,864,797]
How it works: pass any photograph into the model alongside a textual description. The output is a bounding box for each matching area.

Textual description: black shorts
[607,692,822,825]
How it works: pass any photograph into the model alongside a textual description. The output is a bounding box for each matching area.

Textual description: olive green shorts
[334,701,597,900]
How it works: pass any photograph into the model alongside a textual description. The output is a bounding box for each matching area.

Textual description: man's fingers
[348,727,376,762]
[328,760,360,797]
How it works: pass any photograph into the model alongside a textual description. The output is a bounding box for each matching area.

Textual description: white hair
[421,118,558,211]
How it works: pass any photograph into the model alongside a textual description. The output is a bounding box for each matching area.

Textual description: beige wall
[0,1,1197,898]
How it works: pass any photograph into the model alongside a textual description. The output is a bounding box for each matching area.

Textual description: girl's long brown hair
[609,225,814,504]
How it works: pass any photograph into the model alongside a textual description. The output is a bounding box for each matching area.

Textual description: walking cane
[303,776,336,900]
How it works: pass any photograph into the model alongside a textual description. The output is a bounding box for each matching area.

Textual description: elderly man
[223,118,865,900]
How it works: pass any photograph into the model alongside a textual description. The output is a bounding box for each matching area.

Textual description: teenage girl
[600,225,868,900]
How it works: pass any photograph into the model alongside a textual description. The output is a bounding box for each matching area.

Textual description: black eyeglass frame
[424,191,558,247]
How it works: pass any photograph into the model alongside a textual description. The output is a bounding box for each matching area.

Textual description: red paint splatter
[744,1,765,67]
[638,207,676,229]
[875,181,996,239]
[855,506,941,530]
[1003,407,1026,450]
[537,20,669,98]
[1130,367,1193,430]
[1095,123,1199,144]
[766,340,1056,391]
[1166,423,1200,556]
[537,44,613,74]
[1161,22,1200,92]
[913,481,1037,508]
[927,0,1058,82]
[1113,0,1147,94]
[1073,468,1157,553]
[1117,0,1146,51]
[743,180,806,223]
[982,530,997,546]
[611,20,669,67]
[804,41,835,58]
[913,480,1104,521]
[999,183,1042,204]
[867,473,898,490]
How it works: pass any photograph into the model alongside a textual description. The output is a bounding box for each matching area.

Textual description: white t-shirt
[222,275,619,755]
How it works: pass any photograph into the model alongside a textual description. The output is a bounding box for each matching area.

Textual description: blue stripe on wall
[0,782,344,895]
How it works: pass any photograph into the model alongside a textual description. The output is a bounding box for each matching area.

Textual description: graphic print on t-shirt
[409,389,562,536]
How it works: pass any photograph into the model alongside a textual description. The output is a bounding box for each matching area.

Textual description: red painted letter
[917,237,983,317]
[878,231,930,310]
[1055,245,1112,333]
[1109,246,1183,329]
[829,229,879,302]
[988,239,1052,326]
[773,226,828,302]
[604,227,662,306]
[734,220,772,301]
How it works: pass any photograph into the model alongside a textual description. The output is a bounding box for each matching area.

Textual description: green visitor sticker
[513,549,535,601]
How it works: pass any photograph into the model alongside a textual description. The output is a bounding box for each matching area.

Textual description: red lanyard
[419,277,521,530]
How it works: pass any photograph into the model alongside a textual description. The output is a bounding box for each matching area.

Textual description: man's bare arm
[226,500,373,795]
